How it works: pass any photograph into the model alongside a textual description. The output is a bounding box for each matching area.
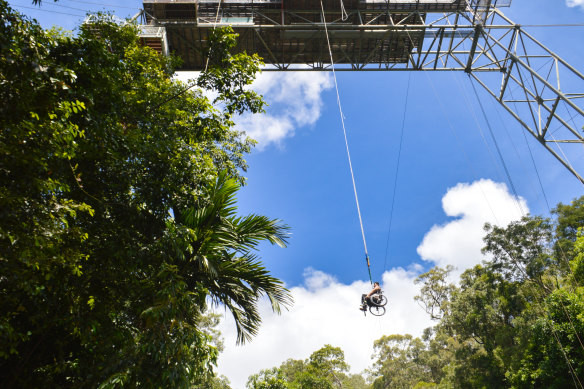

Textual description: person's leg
[361,294,370,311]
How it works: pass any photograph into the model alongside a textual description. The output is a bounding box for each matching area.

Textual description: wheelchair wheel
[369,305,385,316]
[370,295,388,307]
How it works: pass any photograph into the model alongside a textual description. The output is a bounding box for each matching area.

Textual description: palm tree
[172,171,293,344]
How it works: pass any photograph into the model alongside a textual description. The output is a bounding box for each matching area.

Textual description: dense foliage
[0,2,291,387]
[248,196,584,388]
[247,344,367,389]
[368,196,584,388]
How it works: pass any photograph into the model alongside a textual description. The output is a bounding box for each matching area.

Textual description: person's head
[374,282,379,287]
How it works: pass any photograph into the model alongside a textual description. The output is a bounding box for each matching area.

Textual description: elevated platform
[140,0,475,70]
[134,1,584,185]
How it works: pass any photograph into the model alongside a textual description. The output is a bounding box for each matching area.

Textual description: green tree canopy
[370,334,433,389]
[372,196,584,388]
[0,2,290,387]
[247,345,367,389]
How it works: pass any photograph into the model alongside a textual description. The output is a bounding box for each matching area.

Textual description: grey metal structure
[138,0,584,184]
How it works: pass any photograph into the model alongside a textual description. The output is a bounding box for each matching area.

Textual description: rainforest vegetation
[0,2,290,387]
[248,196,584,388]
[1,1,583,388]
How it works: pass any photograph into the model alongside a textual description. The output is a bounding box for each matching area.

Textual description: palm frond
[231,214,290,250]
[174,171,293,344]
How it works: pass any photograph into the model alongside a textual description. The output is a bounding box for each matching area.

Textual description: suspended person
[360,281,382,311]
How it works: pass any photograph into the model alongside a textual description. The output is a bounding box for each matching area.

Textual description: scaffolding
[136,0,584,184]
[139,1,478,70]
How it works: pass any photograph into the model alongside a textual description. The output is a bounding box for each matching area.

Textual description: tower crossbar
[137,0,584,184]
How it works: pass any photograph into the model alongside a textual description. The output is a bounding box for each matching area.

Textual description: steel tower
[137,0,584,183]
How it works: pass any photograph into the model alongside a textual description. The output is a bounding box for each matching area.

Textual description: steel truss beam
[138,2,584,183]
[384,7,584,184]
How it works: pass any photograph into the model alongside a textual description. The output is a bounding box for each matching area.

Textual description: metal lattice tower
[138,0,584,184]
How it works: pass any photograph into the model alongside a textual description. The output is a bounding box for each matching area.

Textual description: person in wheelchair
[360,281,382,311]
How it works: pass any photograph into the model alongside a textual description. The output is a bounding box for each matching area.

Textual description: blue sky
[9,0,584,387]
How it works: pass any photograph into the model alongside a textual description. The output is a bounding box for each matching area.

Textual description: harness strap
[320,0,373,284]
[366,254,373,285]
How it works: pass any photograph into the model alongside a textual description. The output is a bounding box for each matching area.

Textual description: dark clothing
[361,284,382,309]
[362,292,379,306]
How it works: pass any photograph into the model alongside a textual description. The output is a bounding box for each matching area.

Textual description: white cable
[203,0,223,73]
[320,0,369,256]
[340,0,349,21]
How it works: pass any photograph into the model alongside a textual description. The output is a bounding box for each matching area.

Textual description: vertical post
[366,254,373,285]
[465,24,482,73]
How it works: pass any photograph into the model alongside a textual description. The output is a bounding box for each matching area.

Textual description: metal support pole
[137,2,584,183]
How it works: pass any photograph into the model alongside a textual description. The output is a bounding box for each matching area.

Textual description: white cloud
[234,113,295,149]
[237,72,333,149]
[417,179,528,274]
[566,0,584,9]
[174,72,198,82]
[250,72,332,127]
[173,71,215,101]
[215,267,433,389]
[174,71,333,150]
[212,179,531,387]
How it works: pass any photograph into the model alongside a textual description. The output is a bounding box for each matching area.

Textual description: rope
[489,88,551,211]
[145,1,222,115]
[400,29,583,381]
[319,0,372,285]
[401,29,501,224]
[383,72,411,273]
[339,0,348,21]
[469,74,584,377]
[469,78,525,215]
[458,75,512,194]
[464,41,584,375]
[459,75,583,387]
[204,0,223,73]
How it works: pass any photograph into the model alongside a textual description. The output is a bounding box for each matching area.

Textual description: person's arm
[370,286,382,297]
[366,286,380,298]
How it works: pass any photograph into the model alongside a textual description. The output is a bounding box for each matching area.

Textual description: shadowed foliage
[1,2,289,387]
